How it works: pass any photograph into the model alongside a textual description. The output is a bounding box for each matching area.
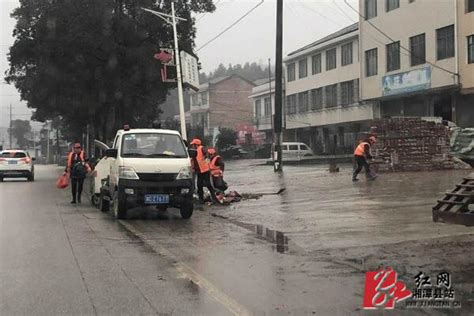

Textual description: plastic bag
[56,173,69,189]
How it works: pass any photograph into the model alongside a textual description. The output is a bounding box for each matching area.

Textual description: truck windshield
[121,133,187,158]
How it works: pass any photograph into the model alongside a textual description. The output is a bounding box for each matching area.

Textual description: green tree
[8,119,32,149]
[216,127,237,150]
[6,0,216,143]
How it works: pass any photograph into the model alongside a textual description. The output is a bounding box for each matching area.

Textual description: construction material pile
[450,128,474,166]
[370,118,455,172]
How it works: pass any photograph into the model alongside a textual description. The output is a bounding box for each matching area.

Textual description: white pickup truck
[98,127,194,219]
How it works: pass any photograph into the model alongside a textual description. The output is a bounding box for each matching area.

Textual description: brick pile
[368,118,454,172]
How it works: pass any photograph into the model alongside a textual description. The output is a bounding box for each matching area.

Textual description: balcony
[253,115,273,131]
[285,102,375,129]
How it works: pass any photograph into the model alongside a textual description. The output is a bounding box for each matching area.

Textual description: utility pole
[142,3,188,140]
[268,58,274,145]
[273,0,283,172]
[9,103,12,148]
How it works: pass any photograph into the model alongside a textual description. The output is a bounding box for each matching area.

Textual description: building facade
[249,79,275,143]
[359,0,474,127]
[283,23,377,154]
[187,75,255,136]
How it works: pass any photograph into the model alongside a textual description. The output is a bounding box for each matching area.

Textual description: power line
[196,0,264,52]
[342,0,458,77]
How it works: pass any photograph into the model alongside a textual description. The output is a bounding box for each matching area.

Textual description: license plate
[144,194,169,204]
[8,160,17,165]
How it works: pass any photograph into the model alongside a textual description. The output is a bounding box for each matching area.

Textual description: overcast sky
[0,0,358,130]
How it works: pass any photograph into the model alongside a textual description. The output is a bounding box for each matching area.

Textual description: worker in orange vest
[208,147,227,192]
[352,136,377,182]
[65,143,91,203]
[190,138,215,203]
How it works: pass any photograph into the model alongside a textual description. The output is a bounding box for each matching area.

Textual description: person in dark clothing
[352,136,377,182]
[66,143,91,204]
[189,139,215,203]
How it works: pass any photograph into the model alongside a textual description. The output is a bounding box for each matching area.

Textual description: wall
[208,76,254,131]
[359,0,457,100]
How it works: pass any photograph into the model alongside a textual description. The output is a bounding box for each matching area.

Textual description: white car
[269,142,316,162]
[0,150,35,182]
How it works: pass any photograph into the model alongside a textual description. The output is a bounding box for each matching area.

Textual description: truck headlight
[176,166,192,180]
[119,166,139,180]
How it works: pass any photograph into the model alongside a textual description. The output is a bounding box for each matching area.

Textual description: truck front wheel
[179,202,193,219]
[113,191,128,219]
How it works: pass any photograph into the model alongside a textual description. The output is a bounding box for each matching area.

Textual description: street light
[142,4,188,141]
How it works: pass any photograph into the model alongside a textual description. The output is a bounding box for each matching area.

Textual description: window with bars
[286,95,297,114]
[341,42,353,66]
[410,33,426,66]
[325,84,338,108]
[287,63,295,81]
[311,54,321,74]
[298,92,309,113]
[326,48,337,70]
[365,0,377,19]
[310,88,323,110]
[436,25,455,60]
[365,48,378,77]
[255,99,262,117]
[264,97,272,116]
[386,0,399,12]
[298,58,307,78]
[386,41,400,72]
[340,80,355,106]
[468,35,474,64]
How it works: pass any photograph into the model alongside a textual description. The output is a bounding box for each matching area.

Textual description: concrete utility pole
[142,3,188,140]
[273,0,283,172]
[9,103,12,148]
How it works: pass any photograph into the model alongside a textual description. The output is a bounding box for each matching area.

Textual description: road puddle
[255,224,289,253]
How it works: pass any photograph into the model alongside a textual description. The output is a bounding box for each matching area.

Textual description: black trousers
[71,177,85,201]
[197,171,215,200]
[353,155,371,178]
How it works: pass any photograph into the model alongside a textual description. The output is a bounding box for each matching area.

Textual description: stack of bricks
[369,118,454,172]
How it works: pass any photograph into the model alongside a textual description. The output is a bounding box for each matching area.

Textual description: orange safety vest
[196,146,210,173]
[354,142,369,157]
[209,155,223,177]
[67,151,91,172]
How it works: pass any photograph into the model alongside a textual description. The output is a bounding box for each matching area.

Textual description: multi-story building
[359,0,474,127]
[249,79,276,143]
[187,74,255,136]
[283,23,377,154]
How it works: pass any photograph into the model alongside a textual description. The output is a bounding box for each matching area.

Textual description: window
[255,99,262,117]
[468,35,474,64]
[326,48,337,70]
[298,58,307,78]
[365,0,377,19]
[341,80,355,106]
[325,84,338,108]
[436,25,455,60]
[386,0,399,12]
[468,0,474,12]
[386,41,400,72]
[410,33,426,66]
[365,48,378,77]
[341,42,353,66]
[288,145,298,151]
[298,91,308,113]
[311,54,321,74]
[310,88,323,110]
[286,95,296,114]
[191,94,198,106]
[264,97,272,116]
[200,92,207,105]
[287,63,295,81]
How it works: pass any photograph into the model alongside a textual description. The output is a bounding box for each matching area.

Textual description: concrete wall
[208,76,254,131]
[359,0,458,100]
[457,0,474,92]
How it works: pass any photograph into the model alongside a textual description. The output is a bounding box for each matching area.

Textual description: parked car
[269,142,316,162]
[0,149,35,181]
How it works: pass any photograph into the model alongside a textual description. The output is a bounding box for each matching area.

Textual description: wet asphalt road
[1,163,473,315]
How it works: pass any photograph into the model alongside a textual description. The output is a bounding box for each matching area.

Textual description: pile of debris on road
[370,117,461,172]
[450,127,474,166]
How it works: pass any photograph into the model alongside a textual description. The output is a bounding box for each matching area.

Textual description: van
[99,127,194,219]
[270,142,315,162]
